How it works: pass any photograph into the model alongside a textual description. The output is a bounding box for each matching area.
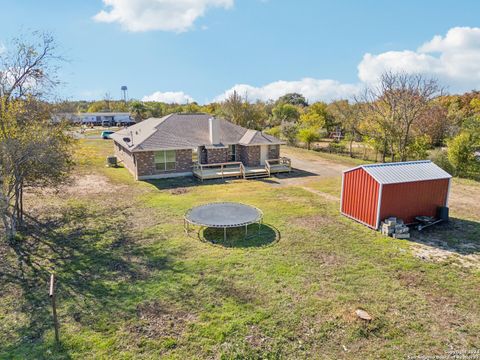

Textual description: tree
[297,127,320,150]
[329,100,362,157]
[408,134,431,160]
[357,71,443,161]
[0,31,73,238]
[415,103,449,146]
[447,132,479,178]
[299,108,325,129]
[129,101,147,123]
[309,102,336,131]
[221,90,245,125]
[271,103,300,126]
[281,122,299,145]
[277,93,308,107]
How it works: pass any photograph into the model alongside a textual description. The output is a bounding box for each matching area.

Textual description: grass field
[0,139,479,359]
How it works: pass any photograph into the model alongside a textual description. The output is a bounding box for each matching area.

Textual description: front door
[260,145,268,165]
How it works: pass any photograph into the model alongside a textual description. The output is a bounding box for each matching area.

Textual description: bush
[408,135,432,160]
[447,132,479,179]
[429,148,455,175]
[324,142,347,154]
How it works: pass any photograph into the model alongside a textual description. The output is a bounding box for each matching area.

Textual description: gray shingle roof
[345,160,452,185]
[111,113,284,151]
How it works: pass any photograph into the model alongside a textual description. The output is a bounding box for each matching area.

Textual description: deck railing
[265,157,292,172]
[193,157,291,180]
[193,161,243,180]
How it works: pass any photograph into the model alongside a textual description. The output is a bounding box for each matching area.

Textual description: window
[228,145,236,162]
[268,145,278,159]
[192,148,198,164]
[155,150,176,171]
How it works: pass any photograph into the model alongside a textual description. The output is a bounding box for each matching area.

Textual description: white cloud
[214,27,480,103]
[138,27,480,104]
[142,90,194,103]
[358,27,480,91]
[214,78,361,103]
[93,0,234,32]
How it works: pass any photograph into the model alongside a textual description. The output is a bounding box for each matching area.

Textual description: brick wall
[135,149,193,178]
[238,145,261,166]
[268,144,280,159]
[114,142,137,177]
[206,147,228,164]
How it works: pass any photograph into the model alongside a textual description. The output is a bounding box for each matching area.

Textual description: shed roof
[345,160,452,185]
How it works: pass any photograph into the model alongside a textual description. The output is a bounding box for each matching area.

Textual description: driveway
[274,147,350,186]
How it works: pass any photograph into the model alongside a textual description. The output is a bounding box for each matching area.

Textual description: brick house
[111,113,286,180]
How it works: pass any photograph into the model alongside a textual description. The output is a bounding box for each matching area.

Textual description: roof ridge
[131,114,174,150]
[362,160,431,168]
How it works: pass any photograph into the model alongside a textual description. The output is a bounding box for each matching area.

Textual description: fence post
[49,274,60,344]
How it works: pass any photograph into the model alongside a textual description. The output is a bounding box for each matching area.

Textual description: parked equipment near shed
[341,160,452,229]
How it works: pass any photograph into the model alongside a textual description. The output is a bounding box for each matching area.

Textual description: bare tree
[329,100,363,157]
[0,31,72,239]
[0,31,61,101]
[357,72,443,161]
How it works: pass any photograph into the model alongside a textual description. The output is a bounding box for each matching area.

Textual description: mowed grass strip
[0,139,478,359]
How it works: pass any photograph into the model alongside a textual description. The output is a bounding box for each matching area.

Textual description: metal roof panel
[361,160,452,184]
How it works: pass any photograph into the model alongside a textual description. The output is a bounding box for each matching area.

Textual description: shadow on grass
[145,176,236,190]
[410,217,479,255]
[144,168,319,189]
[0,204,177,359]
[199,224,280,249]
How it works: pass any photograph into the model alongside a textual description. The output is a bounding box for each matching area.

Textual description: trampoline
[184,202,263,242]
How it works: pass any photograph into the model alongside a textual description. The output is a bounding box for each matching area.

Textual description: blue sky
[2,0,480,103]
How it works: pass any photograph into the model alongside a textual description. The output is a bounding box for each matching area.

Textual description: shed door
[260,146,268,165]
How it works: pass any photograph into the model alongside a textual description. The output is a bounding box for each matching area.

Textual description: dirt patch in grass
[410,220,480,269]
[245,325,273,349]
[65,174,127,196]
[412,245,480,269]
[129,300,197,340]
[169,187,189,195]
[37,173,127,198]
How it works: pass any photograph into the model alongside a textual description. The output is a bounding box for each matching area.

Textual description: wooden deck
[193,158,291,181]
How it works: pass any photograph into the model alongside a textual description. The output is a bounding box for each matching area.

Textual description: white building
[53,112,134,126]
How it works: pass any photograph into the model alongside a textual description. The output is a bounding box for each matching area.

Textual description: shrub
[447,132,479,178]
[429,148,455,175]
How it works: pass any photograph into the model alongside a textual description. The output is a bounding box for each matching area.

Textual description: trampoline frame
[184,202,264,242]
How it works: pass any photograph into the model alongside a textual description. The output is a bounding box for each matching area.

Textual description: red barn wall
[379,179,449,224]
[341,168,380,228]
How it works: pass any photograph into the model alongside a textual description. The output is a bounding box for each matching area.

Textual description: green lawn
[0,140,479,359]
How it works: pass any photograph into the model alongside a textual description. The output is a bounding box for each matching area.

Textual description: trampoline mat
[185,202,262,227]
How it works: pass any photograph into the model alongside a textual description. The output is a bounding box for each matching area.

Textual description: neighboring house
[110,113,290,180]
[52,112,134,126]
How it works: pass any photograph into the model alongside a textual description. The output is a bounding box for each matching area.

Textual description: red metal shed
[341,160,452,229]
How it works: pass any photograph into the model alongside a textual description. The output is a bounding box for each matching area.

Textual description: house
[52,112,134,126]
[110,113,291,180]
[341,160,452,229]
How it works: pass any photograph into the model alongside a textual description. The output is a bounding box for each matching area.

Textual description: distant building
[52,112,134,126]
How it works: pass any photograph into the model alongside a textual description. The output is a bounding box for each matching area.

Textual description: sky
[2,0,480,104]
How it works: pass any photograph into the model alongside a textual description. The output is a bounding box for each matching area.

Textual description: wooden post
[49,274,60,344]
